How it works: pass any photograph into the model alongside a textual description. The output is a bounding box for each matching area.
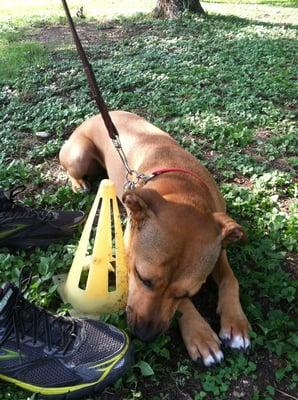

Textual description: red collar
[144,168,210,193]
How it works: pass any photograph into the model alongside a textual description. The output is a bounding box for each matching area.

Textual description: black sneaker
[0,267,132,399]
[0,187,86,250]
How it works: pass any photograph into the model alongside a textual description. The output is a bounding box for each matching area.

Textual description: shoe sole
[0,334,133,400]
[0,216,86,250]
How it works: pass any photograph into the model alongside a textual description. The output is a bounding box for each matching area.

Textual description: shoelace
[0,267,78,357]
[1,186,55,221]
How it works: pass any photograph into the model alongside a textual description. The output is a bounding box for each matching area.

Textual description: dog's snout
[134,318,161,342]
[127,310,164,342]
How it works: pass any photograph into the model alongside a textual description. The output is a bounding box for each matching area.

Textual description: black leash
[61,0,117,140]
[60,1,211,193]
[61,0,148,189]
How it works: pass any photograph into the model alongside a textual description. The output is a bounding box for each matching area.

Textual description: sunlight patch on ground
[0,0,155,22]
[203,3,298,25]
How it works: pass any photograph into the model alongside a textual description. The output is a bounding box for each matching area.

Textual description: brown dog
[59,111,251,366]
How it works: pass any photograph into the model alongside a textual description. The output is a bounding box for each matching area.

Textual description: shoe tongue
[0,283,18,313]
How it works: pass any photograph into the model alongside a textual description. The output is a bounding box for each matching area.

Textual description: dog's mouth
[126,305,170,342]
[132,324,161,342]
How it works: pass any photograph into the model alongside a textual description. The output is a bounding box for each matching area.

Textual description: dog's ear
[122,190,150,225]
[213,212,246,246]
[122,189,164,225]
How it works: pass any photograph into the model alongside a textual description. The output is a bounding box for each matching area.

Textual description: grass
[0,0,155,23]
[0,40,48,82]
[0,1,297,399]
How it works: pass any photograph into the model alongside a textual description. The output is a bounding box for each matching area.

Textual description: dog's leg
[212,250,251,350]
[178,298,223,366]
[60,138,106,193]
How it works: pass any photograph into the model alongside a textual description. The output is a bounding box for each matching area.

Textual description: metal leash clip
[124,171,151,191]
[112,137,152,191]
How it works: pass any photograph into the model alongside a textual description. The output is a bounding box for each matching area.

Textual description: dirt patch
[27,21,152,46]
[283,252,298,279]
[255,128,273,141]
[270,157,296,173]
[204,149,220,163]
[279,197,297,213]
[233,176,253,188]
[41,157,68,188]
[242,144,295,174]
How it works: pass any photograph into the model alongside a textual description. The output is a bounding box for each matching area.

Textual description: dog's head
[122,188,245,341]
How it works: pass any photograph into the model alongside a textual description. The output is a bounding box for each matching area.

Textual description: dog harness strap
[145,168,210,193]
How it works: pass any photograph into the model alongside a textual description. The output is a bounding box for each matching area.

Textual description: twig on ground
[276,388,298,400]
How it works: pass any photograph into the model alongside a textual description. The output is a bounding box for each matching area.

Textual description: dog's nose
[133,318,162,342]
[126,306,164,341]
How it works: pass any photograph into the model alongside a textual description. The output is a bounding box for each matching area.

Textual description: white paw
[220,331,250,350]
[203,350,224,367]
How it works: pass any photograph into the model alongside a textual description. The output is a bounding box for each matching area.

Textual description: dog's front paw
[186,330,224,367]
[180,318,223,367]
[219,313,251,351]
[70,177,91,193]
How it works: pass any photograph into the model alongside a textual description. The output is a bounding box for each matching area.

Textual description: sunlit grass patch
[0,0,156,25]
[0,40,49,82]
[0,23,49,82]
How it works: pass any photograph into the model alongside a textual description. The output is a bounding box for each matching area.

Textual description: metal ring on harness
[124,171,149,191]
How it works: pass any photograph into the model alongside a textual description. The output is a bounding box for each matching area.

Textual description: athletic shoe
[0,186,86,250]
[0,267,132,399]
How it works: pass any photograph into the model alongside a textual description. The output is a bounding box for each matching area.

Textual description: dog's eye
[135,269,154,289]
[142,278,153,289]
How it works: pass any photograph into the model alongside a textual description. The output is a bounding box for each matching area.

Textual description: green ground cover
[0,1,297,399]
